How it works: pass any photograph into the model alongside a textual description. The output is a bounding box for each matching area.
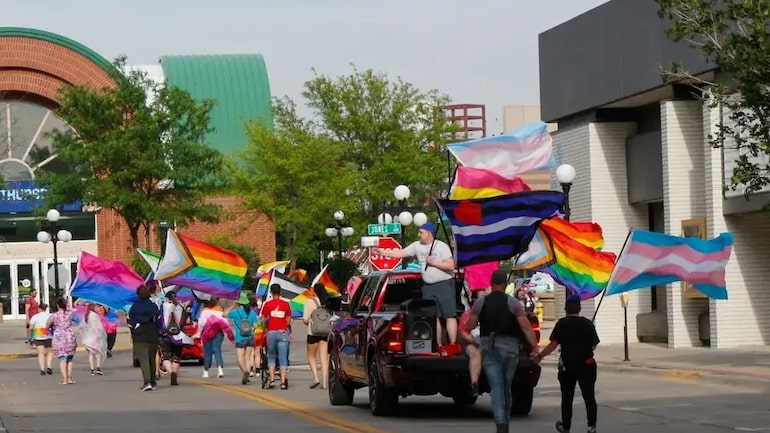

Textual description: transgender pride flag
[447,120,554,178]
[606,230,734,300]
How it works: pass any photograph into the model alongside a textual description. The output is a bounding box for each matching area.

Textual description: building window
[0,212,96,243]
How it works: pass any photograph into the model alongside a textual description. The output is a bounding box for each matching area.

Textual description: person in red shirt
[25,289,40,344]
[261,284,292,389]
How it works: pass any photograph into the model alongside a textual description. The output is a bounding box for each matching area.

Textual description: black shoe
[170,373,178,386]
[40,370,46,376]
[95,368,104,376]
[470,382,479,397]
[106,351,113,358]
[495,424,509,433]
[141,383,153,391]
[151,382,158,390]
[46,368,53,375]
[242,372,249,385]
[555,421,570,432]
[90,370,95,376]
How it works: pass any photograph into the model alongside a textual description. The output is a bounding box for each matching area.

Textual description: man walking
[536,295,600,433]
[374,222,458,345]
[465,270,539,433]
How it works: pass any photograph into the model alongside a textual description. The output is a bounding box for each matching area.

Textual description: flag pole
[591,229,634,323]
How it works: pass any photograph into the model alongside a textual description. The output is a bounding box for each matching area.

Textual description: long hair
[85,303,96,323]
[313,283,329,306]
[56,297,68,311]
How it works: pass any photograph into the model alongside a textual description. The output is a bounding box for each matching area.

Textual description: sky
[3,0,607,132]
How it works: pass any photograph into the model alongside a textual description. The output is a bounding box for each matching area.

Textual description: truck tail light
[386,317,404,353]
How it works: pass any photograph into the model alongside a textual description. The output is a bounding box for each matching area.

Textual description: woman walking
[128,285,161,391]
[28,303,53,375]
[227,293,258,385]
[80,304,108,376]
[195,298,229,378]
[47,298,77,384]
[261,284,292,390]
[303,283,333,389]
[102,306,119,358]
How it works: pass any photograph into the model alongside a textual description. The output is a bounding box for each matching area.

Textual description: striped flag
[310,265,341,297]
[436,191,565,267]
[606,230,734,300]
[450,167,531,200]
[447,121,554,178]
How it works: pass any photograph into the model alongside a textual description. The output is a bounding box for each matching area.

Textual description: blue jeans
[482,347,519,425]
[266,330,290,369]
[203,331,224,370]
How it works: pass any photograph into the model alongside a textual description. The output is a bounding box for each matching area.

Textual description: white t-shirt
[404,240,454,284]
[29,311,52,340]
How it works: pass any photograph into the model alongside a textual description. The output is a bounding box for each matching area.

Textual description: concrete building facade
[0,27,276,319]
[539,0,770,348]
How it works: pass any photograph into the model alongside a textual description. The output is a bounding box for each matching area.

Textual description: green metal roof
[160,54,273,156]
[0,27,113,73]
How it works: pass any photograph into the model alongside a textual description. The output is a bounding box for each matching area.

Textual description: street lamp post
[391,185,428,269]
[325,210,354,258]
[555,164,576,221]
[37,209,72,310]
[620,293,630,362]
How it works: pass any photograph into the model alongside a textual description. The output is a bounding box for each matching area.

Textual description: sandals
[280,380,288,390]
[267,380,275,389]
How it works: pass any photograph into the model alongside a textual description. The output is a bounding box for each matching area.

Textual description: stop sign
[369,237,403,271]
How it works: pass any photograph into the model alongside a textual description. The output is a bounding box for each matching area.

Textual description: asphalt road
[0,344,768,433]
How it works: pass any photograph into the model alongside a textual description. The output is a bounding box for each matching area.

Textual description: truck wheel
[368,360,398,416]
[328,356,354,406]
[510,384,534,416]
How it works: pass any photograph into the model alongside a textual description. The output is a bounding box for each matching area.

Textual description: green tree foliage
[658,0,770,195]
[37,57,226,249]
[303,66,458,217]
[207,235,261,291]
[237,99,356,266]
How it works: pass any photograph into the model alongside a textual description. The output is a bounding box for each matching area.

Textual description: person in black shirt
[536,295,599,433]
[128,284,161,392]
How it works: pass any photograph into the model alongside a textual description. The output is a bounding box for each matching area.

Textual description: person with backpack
[302,282,335,390]
[464,270,540,433]
[159,291,191,386]
[227,292,259,385]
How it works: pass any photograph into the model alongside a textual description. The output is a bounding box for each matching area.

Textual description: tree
[236,99,357,267]
[37,57,226,249]
[658,0,770,196]
[302,66,458,218]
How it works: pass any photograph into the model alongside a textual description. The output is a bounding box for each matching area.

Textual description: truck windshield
[380,277,423,311]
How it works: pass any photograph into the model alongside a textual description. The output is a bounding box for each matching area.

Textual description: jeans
[558,362,598,429]
[203,331,224,370]
[266,330,290,369]
[133,342,158,386]
[482,347,519,425]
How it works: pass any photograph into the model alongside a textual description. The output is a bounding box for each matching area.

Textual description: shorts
[58,355,74,361]
[306,334,327,345]
[35,339,52,348]
[422,279,458,318]
[235,340,255,349]
[159,337,183,362]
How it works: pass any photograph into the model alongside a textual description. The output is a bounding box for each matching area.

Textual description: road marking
[618,403,691,411]
[658,369,702,383]
[734,428,770,431]
[187,378,395,433]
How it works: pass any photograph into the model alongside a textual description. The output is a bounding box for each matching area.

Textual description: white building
[540,0,770,348]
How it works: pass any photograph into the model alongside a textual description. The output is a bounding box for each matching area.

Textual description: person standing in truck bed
[373,222,458,345]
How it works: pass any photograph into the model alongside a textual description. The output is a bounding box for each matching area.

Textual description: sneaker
[587,427,596,433]
[217,366,224,378]
[151,382,158,390]
[242,372,249,385]
[249,370,255,378]
[202,370,209,379]
[95,368,104,376]
[555,421,570,432]
[40,370,46,376]
[46,368,53,375]
[106,351,113,358]
[91,370,95,376]
[170,372,178,386]
[141,383,153,391]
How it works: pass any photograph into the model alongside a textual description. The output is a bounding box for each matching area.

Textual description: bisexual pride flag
[70,252,145,311]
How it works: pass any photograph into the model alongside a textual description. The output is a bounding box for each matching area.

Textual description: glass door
[15,262,40,319]
[0,262,12,319]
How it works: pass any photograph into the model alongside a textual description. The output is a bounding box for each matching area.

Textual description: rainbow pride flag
[153,231,248,300]
[31,327,52,339]
[70,252,144,311]
[539,218,617,300]
[310,265,341,297]
[255,270,273,297]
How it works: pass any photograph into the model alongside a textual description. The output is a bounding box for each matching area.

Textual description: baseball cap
[490,269,508,286]
[419,222,437,235]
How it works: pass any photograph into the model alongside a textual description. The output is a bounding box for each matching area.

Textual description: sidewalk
[538,320,770,389]
[0,319,131,360]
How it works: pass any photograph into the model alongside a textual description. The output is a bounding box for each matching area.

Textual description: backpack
[238,309,254,338]
[166,305,182,336]
[309,299,332,336]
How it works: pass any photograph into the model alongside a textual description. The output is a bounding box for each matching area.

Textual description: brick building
[540,0,770,348]
[0,27,275,319]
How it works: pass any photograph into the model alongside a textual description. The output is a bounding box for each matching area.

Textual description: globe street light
[37,209,72,310]
[326,210,354,257]
[555,164,577,221]
[392,185,428,269]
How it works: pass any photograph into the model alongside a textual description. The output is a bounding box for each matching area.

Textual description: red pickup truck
[327,270,541,417]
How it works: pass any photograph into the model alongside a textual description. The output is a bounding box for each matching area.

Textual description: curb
[540,359,770,391]
[0,343,133,361]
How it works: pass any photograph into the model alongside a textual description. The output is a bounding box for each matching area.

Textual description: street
[0,344,768,433]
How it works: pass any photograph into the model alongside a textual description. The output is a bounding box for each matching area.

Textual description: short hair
[136,284,152,299]
[270,283,281,295]
[565,297,581,315]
